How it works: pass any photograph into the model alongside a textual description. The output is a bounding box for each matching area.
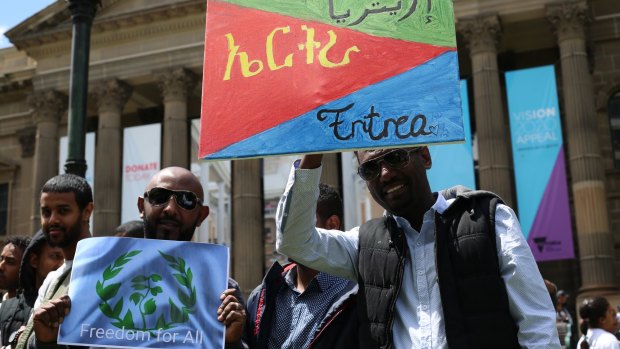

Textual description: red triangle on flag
[200,0,454,157]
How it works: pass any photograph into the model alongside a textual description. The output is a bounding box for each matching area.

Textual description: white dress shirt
[276,163,560,348]
[577,328,620,349]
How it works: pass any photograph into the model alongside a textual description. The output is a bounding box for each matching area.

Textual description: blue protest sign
[427,80,475,192]
[58,237,229,348]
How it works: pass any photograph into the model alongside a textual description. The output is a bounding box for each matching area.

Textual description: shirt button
[417,270,424,275]
[421,305,428,310]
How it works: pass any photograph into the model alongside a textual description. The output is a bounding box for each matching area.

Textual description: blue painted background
[59,238,229,349]
[427,79,475,192]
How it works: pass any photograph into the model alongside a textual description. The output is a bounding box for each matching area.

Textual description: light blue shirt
[276,164,560,348]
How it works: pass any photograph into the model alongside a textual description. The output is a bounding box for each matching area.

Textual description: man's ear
[82,202,94,222]
[325,215,341,230]
[196,205,210,226]
[420,146,432,169]
[137,197,145,219]
[29,253,38,269]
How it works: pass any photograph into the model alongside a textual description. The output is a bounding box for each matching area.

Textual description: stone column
[231,159,263,297]
[92,79,132,236]
[156,68,196,169]
[28,90,68,231]
[547,2,617,294]
[458,15,515,206]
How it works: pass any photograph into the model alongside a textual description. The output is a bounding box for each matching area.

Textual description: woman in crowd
[578,296,620,349]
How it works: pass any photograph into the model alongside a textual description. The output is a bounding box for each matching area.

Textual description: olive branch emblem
[96,250,197,332]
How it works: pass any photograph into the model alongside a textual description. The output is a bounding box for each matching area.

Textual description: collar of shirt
[283,266,329,294]
[391,192,448,233]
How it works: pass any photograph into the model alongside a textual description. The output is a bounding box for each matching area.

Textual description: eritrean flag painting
[200,0,464,159]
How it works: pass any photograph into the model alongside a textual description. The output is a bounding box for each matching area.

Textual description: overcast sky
[1,0,56,48]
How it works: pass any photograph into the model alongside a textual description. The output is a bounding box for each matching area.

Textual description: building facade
[1,0,620,300]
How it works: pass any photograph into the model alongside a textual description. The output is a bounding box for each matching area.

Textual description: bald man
[23,169,246,349]
[137,167,246,347]
[138,167,210,242]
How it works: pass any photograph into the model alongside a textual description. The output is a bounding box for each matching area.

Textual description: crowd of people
[0,146,617,348]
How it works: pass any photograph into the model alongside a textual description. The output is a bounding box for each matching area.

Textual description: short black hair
[114,220,144,238]
[317,183,343,226]
[579,296,611,331]
[4,235,31,254]
[41,174,93,210]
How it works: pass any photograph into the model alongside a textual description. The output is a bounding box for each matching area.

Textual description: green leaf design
[155,314,166,330]
[131,275,148,283]
[144,299,157,315]
[111,321,123,328]
[112,299,124,318]
[190,286,196,306]
[186,268,193,284]
[96,280,104,297]
[174,274,189,288]
[132,284,147,291]
[103,266,121,280]
[178,289,191,307]
[112,256,127,268]
[150,274,162,282]
[158,251,177,264]
[100,283,121,301]
[126,250,141,258]
[179,258,186,272]
[151,286,163,296]
[99,303,114,317]
[121,310,134,328]
[169,298,184,323]
[130,292,143,305]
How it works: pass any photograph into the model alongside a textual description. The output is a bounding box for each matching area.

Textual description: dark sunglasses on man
[144,187,202,210]
[357,148,421,181]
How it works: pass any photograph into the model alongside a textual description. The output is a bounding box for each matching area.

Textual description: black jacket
[357,186,519,349]
[0,230,48,346]
[246,262,358,349]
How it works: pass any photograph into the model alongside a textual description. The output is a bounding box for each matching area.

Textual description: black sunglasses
[144,187,202,211]
[357,148,420,181]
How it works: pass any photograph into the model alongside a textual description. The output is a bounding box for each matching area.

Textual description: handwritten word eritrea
[317,103,438,141]
[223,25,360,80]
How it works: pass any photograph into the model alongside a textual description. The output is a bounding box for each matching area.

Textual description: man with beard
[276,148,559,348]
[16,174,93,349]
[137,167,246,348]
[18,169,246,349]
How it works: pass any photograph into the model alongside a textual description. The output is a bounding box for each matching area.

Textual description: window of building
[0,183,8,236]
[609,91,620,168]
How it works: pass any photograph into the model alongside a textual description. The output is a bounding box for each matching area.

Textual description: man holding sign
[276,149,559,348]
[22,168,246,349]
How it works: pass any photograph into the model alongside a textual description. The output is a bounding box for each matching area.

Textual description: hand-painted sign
[427,80,475,192]
[58,237,229,348]
[200,0,463,160]
[506,65,574,262]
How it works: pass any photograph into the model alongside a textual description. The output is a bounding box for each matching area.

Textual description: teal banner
[506,65,574,261]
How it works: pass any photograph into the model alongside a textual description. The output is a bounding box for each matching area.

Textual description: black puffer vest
[357,186,520,349]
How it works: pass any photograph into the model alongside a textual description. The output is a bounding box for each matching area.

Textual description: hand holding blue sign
[58,237,232,349]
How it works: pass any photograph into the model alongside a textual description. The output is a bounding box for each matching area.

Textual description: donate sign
[200,0,464,160]
[59,237,229,348]
[506,66,574,261]
[121,124,161,223]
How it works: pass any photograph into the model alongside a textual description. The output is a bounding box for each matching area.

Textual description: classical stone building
[1,0,620,300]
